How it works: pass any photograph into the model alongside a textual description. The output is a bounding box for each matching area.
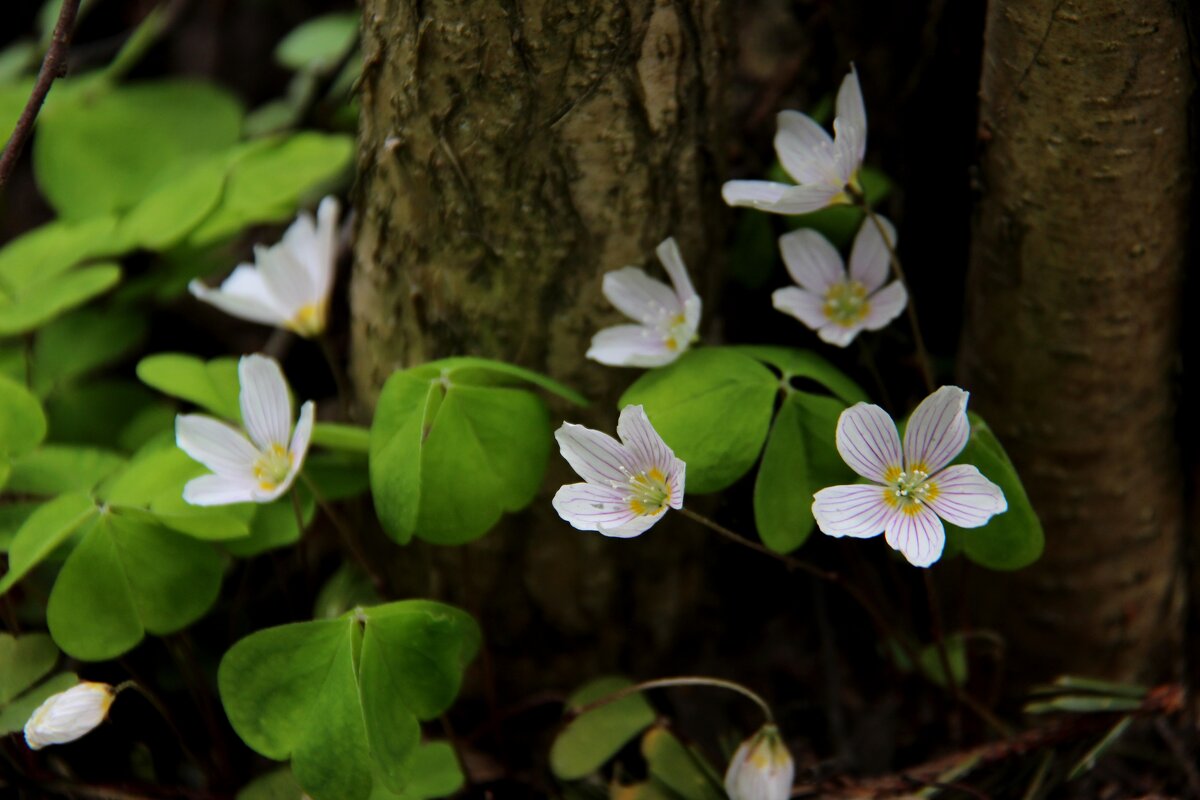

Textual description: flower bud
[24,681,116,750]
[724,724,794,800]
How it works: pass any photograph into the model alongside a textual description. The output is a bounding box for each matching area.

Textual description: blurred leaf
[0,215,120,292]
[371,358,566,545]
[619,348,778,493]
[0,493,99,595]
[34,80,242,220]
[1067,716,1133,780]
[0,373,47,458]
[387,742,465,800]
[6,446,125,495]
[1029,676,1147,698]
[137,353,241,420]
[44,379,157,447]
[237,769,305,800]
[0,632,60,704]
[313,422,370,454]
[1023,695,1143,715]
[0,41,36,83]
[0,502,40,551]
[304,451,369,501]
[46,508,223,660]
[33,310,147,396]
[641,727,724,800]
[728,210,778,289]
[0,263,122,337]
[276,13,359,71]
[917,634,968,689]
[314,563,380,620]
[736,345,867,405]
[0,671,77,735]
[117,155,228,250]
[551,676,656,781]
[223,494,312,559]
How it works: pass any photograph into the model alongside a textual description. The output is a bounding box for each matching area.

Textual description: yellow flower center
[881,464,939,516]
[823,280,870,327]
[289,303,324,337]
[626,467,671,516]
[252,444,293,492]
[662,313,693,352]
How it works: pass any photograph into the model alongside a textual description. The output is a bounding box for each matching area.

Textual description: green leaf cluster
[0,633,77,735]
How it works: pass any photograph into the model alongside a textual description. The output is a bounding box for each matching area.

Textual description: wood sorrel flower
[812,386,1007,567]
[188,196,339,337]
[552,404,685,537]
[586,238,701,368]
[175,354,314,506]
[724,724,794,800]
[723,66,866,215]
[24,681,116,750]
[772,216,907,347]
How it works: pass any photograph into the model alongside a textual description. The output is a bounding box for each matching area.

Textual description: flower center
[289,303,324,337]
[626,467,671,516]
[883,467,939,515]
[252,444,293,491]
[661,313,693,352]
[823,280,870,327]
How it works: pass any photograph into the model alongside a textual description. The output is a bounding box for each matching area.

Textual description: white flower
[188,196,340,337]
[772,216,907,347]
[175,354,315,506]
[723,66,866,215]
[24,681,116,750]
[586,238,701,368]
[552,404,685,537]
[812,386,1007,568]
[724,724,794,800]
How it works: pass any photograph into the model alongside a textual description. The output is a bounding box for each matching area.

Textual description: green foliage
[944,413,1044,571]
[0,374,48,480]
[775,164,893,249]
[0,672,78,735]
[0,262,122,337]
[0,633,77,735]
[137,353,242,421]
[6,446,125,496]
[219,601,480,800]
[32,310,147,396]
[312,422,371,453]
[371,357,584,545]
[0,492,98,594]
[640,726,725,800]
[550,676,656,781]
[276,13,359,70]
[46,508,223,660]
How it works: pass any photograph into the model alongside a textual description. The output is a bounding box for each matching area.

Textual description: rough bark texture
[351,0,728,685]
[960,0,1190,681]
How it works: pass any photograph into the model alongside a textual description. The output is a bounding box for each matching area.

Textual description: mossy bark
[351,0,728,685]
[960,0,1190,681]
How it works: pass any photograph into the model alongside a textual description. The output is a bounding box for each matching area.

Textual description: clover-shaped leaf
[219,600,480,800]
[370,357,585,545]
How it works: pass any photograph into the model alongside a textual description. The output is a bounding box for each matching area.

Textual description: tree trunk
[351,0,728,686]
[959,0,1190,682]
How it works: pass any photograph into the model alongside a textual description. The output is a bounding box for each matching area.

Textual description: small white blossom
[24,682,116,750]
[586,238,701,368]
[723,66,866,215]
[772,216,907,347]
[175,354,315,506]
[812,386,1007,567]
[724,724,794,800]
[552,405,685,537]
[189,196,340,337]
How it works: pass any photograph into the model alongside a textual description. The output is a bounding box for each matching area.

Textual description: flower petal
[655,238,697,305]
[239,355,293,450]
[721,181,842,215]
[779,228,845,293]
[861,281,908,331]
[552,483,639,532]
[775,110,839,185]
[816,321,864,348]
[903,386,971,475]
[188,272,289,328]
[926,463,1007,528]
[834,65,867,167]
[615,404,684,497]
[848,215,896,292]
[289,400,316,467]
[587,324,677,368]
[175,414,259,478]
[836,402,903,483]
[884,505,945,567]
[555,422,634,487]
[182,474,258,506]
[282,196,339,301]
[600,507,666,538]
[812,483,892,539]
[772,286,829,331]
[255,243,318,325]
[601,267,681,326]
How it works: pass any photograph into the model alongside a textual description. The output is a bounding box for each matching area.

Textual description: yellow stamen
[822,280,871,328]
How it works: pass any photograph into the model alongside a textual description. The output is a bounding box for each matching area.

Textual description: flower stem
[297,476,387,595]
[569,676,774,724]
[116,681,213,781]
[857,201,936,393]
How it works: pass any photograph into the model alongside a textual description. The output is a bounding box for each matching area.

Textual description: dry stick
[857,201,936,393]
[0,0,81,189]
[570,676,775,725]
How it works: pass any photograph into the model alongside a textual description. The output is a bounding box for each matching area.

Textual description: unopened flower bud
[724,724,794,800]
[24,681,116,750]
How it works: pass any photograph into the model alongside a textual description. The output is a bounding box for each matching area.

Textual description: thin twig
[298,474,387,595]
[569,676,775,725]
[0,0,81,189]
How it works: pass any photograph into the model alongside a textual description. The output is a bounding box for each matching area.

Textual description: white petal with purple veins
[848,215,896,292]
[836,403,904,483]
[779,229,845,294]
[861,282,908,331]
[903,386,970,474]
[813,483,892,539]
[884,506,945,568]
[239,355,293,450]
[926,464,1007,528]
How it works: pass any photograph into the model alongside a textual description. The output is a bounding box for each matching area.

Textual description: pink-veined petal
[175,414,259,478]
[834,65,867,165]
[616,404,677,476]
[681,295,702,342]
[600,507,666,538]
[555,422,634,487]
[601,267,681,327]
[816,321,865,348]
[182,474,258,506]
[861,281,908,331]
[836,402,903,483]
[587,324,678,368]
[722,181,842,215]
[775,110,839,185]
[812,483,892,539]
[552,483,640,532]
[926,464,1007,528]
[188,274,289,328]
[288,400,316,468]
[903,386,971,475]
[655,238,697,305]
[884,505,945,567]
[848,215,896,292]
[667,459,685,509]
[239,355,293,450]
[772,286,829,331]
[779,228,845,293]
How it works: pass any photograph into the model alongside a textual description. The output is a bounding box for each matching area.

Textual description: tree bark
[351,0,728,685]
[959,0,1190,681]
